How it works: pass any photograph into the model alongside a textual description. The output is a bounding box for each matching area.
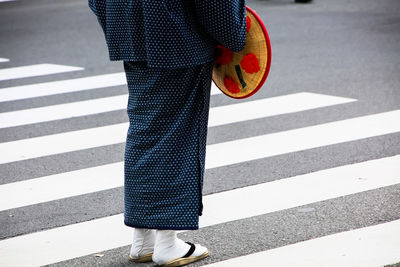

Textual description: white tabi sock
[129,228,156,258]
[152,230,208,265]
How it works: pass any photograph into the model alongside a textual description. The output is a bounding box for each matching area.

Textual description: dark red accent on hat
[223,76,240,94]
[215,45,233,66]
[246,16,251,33]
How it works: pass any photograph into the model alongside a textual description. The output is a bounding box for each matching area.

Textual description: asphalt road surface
[0,0,400,266]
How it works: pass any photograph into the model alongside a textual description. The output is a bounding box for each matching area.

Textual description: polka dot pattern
[88,0,247,68]
[122,61,213,230]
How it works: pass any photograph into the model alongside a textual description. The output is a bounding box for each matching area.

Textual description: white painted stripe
[0,58,10,62]
[0,92,355,129]
[0,95,129,128]
[0,64,83,81]
[211,83,220,95]
[0,74,221,103]
[203,220,400,267]
[205,109,400,169]
[0,155,399,267]
[208,93,356,127]
[0,73,126,102]
[0,109,399,165]
[0,162,124,211]
[0,123,127,164]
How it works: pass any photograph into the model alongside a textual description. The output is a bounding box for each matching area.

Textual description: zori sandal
[129,252,153,263]
[158,242,210,267]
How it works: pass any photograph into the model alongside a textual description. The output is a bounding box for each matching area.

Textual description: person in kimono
[88,0,247,265]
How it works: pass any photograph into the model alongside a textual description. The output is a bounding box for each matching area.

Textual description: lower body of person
[122,60,213,266]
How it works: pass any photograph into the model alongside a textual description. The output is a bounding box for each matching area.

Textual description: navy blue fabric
[123,61,213,230]
[88,0,247,68]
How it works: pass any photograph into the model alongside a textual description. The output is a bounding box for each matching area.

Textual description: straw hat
[212,6,271,99]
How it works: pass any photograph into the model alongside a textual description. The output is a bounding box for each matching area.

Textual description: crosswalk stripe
[0,73,126,102]
[0,64,83,81]
[203,93,355,127]
[0,93,357,211]
[0,95,129,128]
[0,155,398,267]
[205,109,400,169]
[0,58,10,62]
[0,92,355,129]
[0,123,126,164]
[0,109,398,165]
[203,219,400,267]
[0,162,123,211]
[0,73,221,103]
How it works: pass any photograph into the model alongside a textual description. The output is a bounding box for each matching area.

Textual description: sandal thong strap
[182,242,196,258]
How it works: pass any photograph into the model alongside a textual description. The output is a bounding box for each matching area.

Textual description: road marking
[0,92,355,129]
[0,162,123,211]
[0,109,398,165]
[0,73,221,103]
[0,64,83,81]
[0,73,126,102]
[206,93,355,127]
[0,155,399,267]
[205,109,400,169]
[0,58,10,62]
[0,95,129,128]
[0,123,126,165]
[203,219,400,267]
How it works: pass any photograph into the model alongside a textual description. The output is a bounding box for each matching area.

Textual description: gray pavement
[0,0,399,266]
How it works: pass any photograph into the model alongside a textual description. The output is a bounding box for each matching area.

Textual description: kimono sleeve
[88,0,107,34]
[193,0,247,52]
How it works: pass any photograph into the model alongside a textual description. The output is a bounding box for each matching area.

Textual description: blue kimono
[88,0,247,230]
